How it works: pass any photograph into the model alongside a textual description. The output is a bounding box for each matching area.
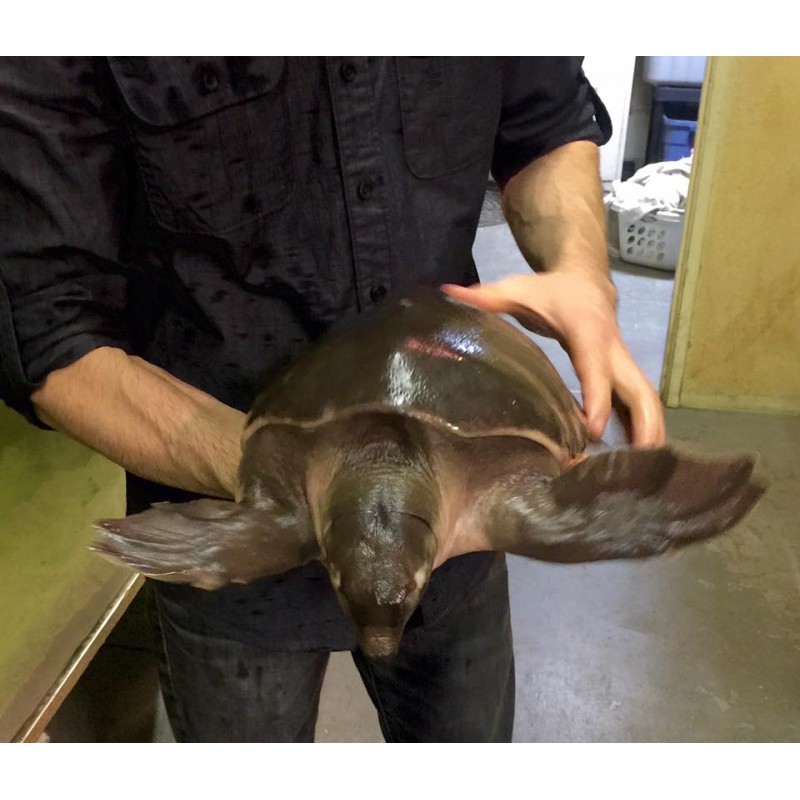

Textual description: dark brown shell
[248,289,588,460]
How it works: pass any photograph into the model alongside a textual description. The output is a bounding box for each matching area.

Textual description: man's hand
[442,272,665,447]
[458,140,666,447]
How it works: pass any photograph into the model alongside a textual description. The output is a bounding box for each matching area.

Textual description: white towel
[605,155,693,222]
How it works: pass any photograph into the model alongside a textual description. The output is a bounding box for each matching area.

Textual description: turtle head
[324,505,437,660]
[320,412,440,658]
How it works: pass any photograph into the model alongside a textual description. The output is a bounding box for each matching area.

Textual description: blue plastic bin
[661,115,697,161]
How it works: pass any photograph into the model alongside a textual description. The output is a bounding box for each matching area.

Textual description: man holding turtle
[0,57,663,742]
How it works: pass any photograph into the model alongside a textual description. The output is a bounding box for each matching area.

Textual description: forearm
[31,347,245,499]
[449,139,664,445]
[501,140,614,298]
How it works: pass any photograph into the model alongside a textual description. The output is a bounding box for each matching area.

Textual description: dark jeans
[152,555,515,742]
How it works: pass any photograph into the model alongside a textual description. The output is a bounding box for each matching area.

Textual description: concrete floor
[47,200,799,743]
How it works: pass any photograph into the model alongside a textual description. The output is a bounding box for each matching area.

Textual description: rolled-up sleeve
[0,57,130,425]
[492,57,613,186]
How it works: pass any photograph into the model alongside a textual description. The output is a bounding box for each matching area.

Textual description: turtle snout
[347,598,413,660]
[357,626,404,660]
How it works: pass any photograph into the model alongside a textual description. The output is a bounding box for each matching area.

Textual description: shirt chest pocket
[108,57,292,235]
[396,57,502,180]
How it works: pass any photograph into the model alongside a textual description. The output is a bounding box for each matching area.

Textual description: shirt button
[340,61,357,82]
[357,180,374,201]
[370,284,388,303]
[200,66,219,94]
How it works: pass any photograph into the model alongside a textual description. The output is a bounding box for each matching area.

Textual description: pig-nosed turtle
[92,289,765,658]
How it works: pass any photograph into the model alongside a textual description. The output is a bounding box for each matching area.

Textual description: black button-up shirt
[0,57,610,648]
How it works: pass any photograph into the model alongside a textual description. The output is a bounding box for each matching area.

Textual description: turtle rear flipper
[481,448,765,564]
[91,499,319,589]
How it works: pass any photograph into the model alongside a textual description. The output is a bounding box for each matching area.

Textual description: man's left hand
[442,273,666,448]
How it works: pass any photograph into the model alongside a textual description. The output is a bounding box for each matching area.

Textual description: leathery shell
[246,289,587,466]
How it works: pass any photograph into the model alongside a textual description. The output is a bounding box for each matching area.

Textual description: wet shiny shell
[248,289,588,460]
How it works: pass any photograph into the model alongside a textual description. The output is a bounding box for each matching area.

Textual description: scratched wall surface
[0,404,127,741]
[669,57,800,413]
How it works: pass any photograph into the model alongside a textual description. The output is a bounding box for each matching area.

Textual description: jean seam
[153,592,190,743]
[355,654,395,743]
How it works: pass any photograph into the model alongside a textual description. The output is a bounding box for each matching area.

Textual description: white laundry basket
[614,207,684,271]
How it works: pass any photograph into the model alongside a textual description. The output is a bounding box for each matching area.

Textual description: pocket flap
[108,56,285,127]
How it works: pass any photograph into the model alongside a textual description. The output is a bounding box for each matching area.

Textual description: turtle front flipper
[91,499,319,590]
[478,448,765,564]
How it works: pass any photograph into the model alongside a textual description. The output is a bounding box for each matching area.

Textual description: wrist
[211,405,246,499]
[534,262,619,312]
[169,394,245,500]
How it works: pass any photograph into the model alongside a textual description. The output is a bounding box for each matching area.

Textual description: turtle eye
[328,567,342,590]
[412,566,429,592]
